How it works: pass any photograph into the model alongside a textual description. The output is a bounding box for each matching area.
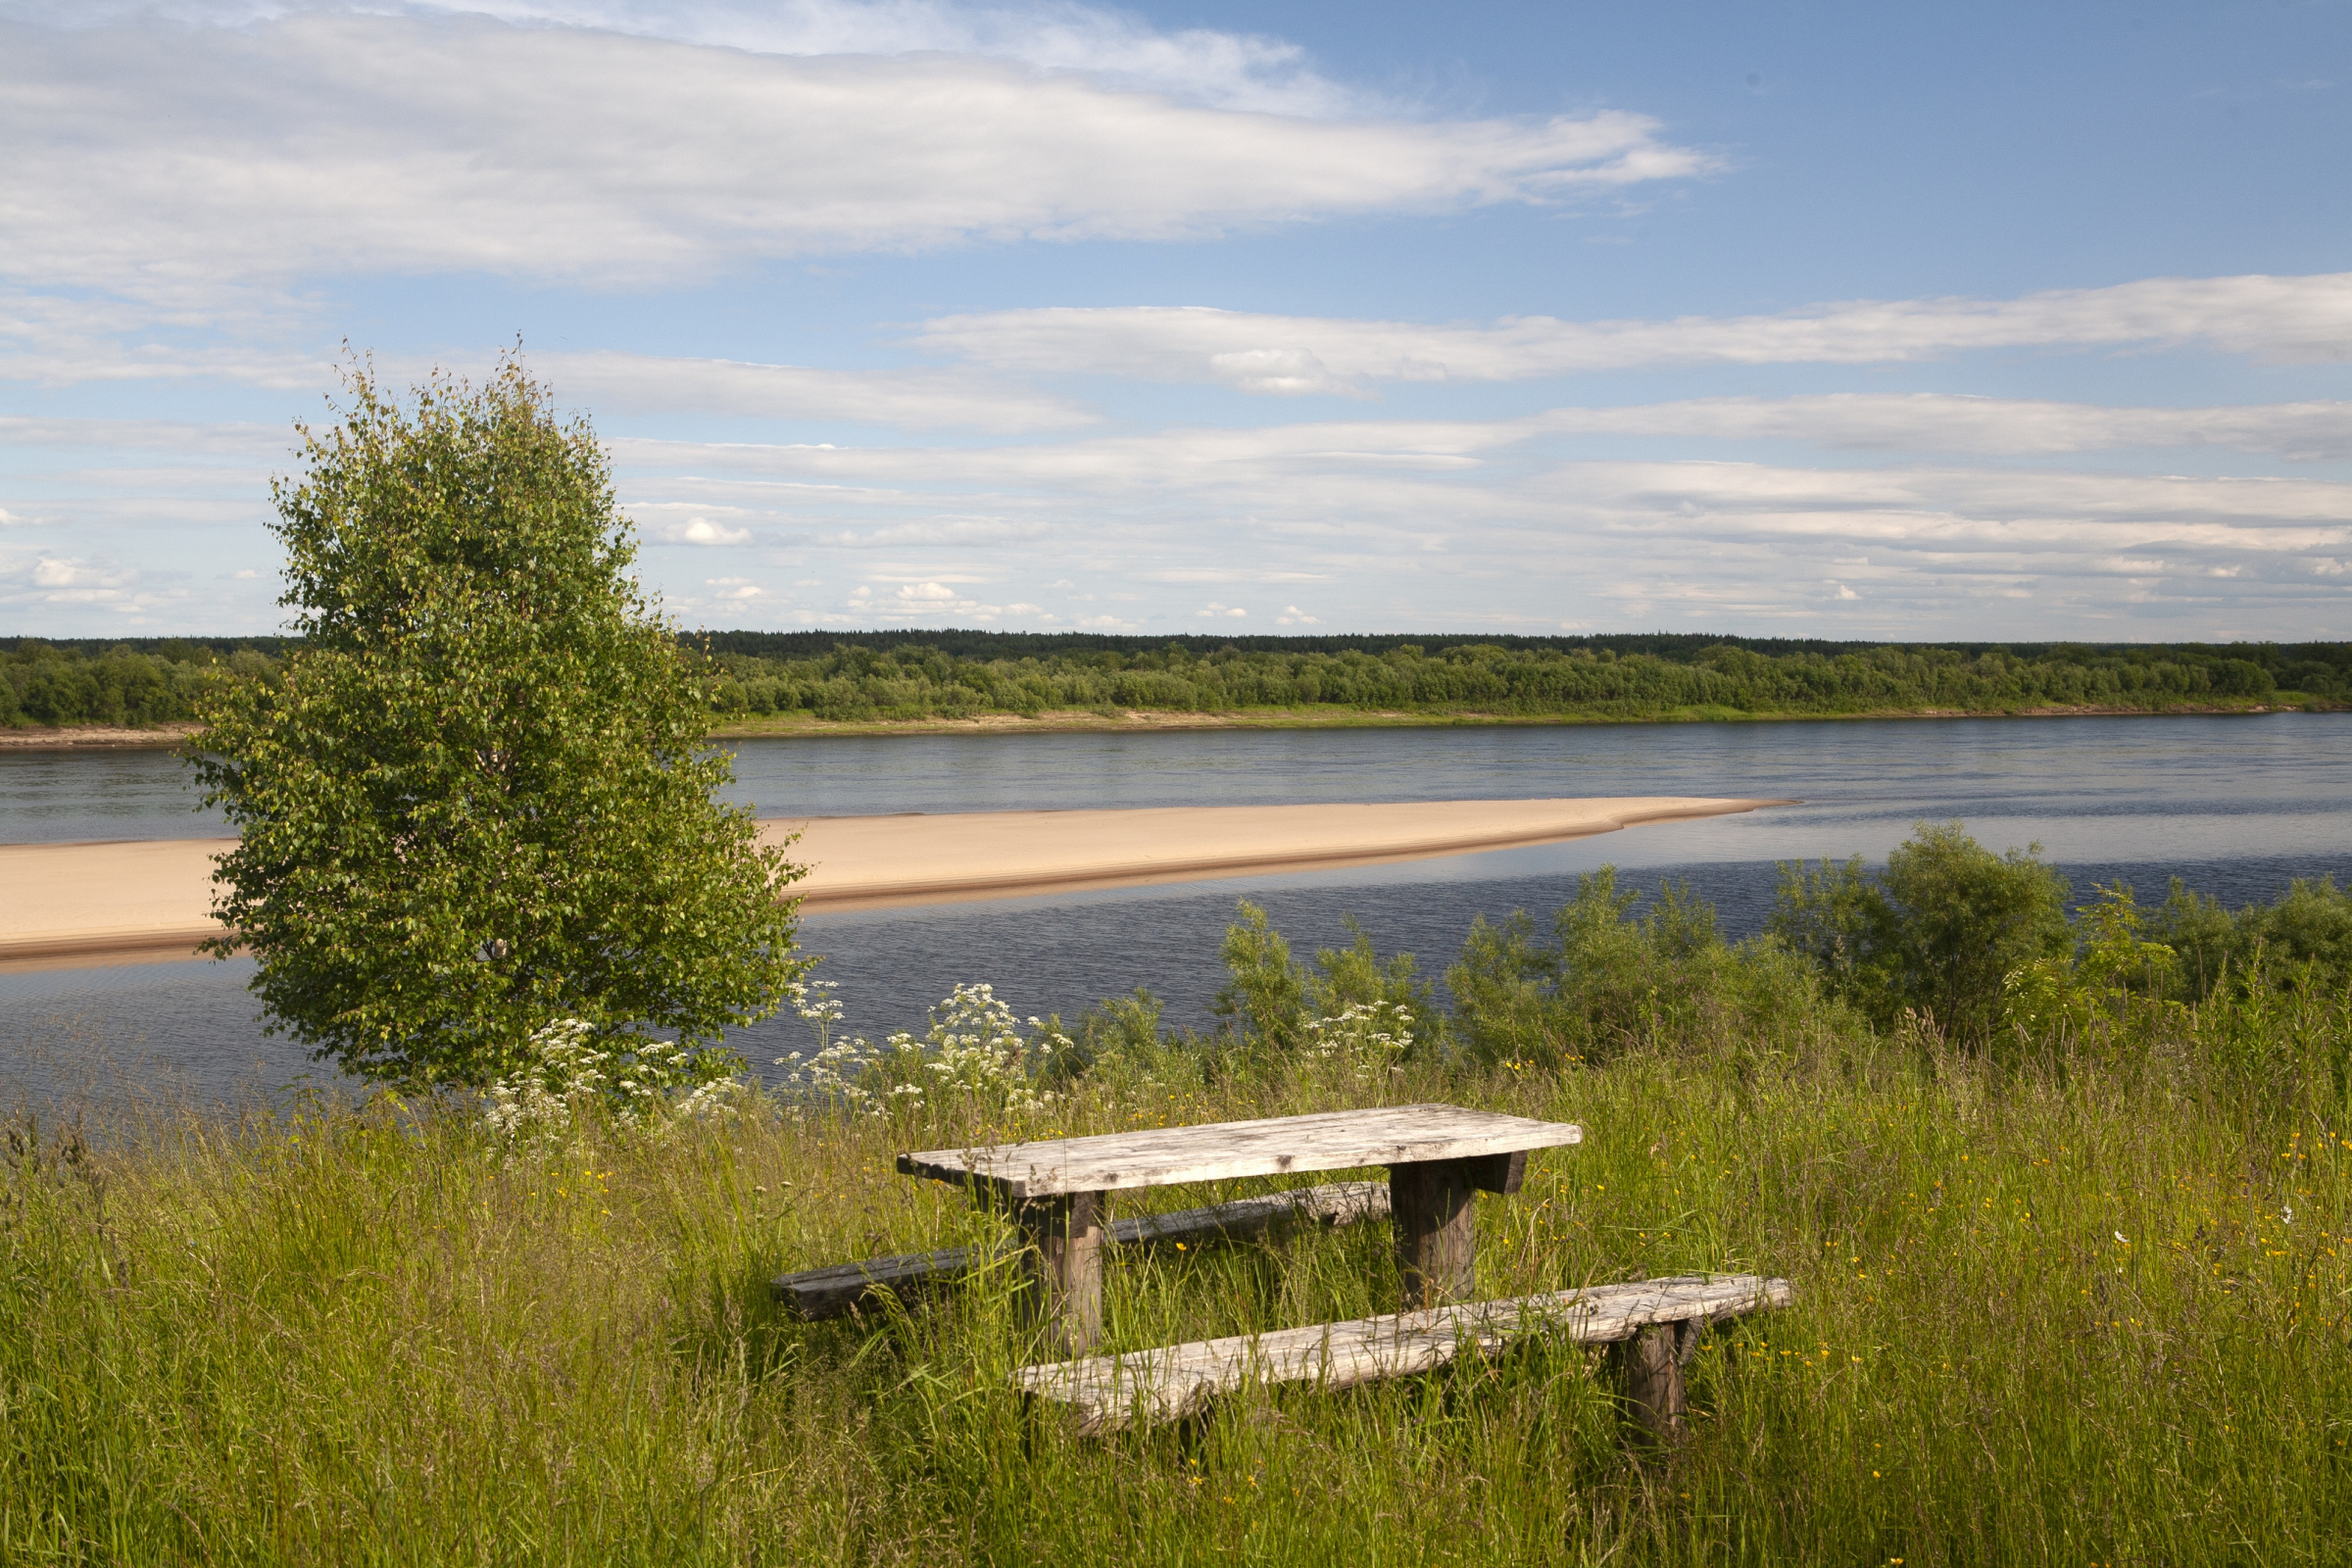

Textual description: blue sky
[3,0,2348,639]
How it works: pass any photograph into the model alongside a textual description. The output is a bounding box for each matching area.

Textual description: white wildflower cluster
[771,979,870,1102]
[1303,1001,1414,1084]
[774,980,1070,1116]
[483,1017,743,1145]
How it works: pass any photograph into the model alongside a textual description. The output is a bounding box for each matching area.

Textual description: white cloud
[0,14,1709,292]
[649,514,754,546]
[0,320,1103,432]
[1527,394,2352,459]
[917,272,2352,386]
[544,352,1094,431]
[21,0,1375,118]
[606,396,2352,510]
[704,576,764,600]
[0,288,325,386]
[589,416,2352,635]
[32,557,107,589]
[0,547,175,615]
[813,575,1018,620]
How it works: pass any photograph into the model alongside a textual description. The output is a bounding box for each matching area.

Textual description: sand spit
[0,796,1780,972]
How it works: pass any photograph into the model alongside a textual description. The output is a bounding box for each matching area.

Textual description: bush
[1210,904,1437,1057]
[2148,875,2352,1001]
[1447,869,1858,1068]
[1773,822,2074,1044]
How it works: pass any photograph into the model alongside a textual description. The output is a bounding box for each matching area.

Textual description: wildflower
[482,1017,748,1147]
[772,981,1071,1117]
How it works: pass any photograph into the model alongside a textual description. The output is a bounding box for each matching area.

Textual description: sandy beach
[0,795,1777,971]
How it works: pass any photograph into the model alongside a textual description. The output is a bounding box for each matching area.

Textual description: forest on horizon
[3,629,2346,730]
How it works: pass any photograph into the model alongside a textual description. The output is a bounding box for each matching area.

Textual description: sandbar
[0,795,1778,972]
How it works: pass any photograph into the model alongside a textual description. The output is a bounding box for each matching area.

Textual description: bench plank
[1013,1273,1793,1434]
[900,1104,1583,1200]
[774,1181,1393,1320]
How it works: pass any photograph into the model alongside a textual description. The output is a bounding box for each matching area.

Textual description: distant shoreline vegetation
[2,629,2346,737]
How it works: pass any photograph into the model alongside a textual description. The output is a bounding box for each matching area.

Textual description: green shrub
[2149,875,2352,1001]
[1773,821,2074,1044]
[1209,905,1438,1058]
[1446,869,1858,1068]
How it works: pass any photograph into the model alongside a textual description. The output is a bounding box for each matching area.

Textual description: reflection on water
[5,712,2348,1109]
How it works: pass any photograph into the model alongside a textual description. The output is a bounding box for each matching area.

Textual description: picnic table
[897,1102,1585,1354]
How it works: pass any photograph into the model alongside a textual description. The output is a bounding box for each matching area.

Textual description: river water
[6,713,2349,1111]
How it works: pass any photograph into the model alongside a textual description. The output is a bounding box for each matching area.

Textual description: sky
[3,1,2349,641]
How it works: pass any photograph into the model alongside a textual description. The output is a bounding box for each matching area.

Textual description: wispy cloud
[583,418,2352,635]
[918,273,2352,387]
[541,352,1095,432]
[1524,394,2352,459]
[606,394,2352,486]
[15,0,1380,117]
[0,13,1710,293]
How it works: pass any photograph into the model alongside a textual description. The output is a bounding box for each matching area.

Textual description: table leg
[1019,1191,1103,1355]
[1390,1160,1477,1308]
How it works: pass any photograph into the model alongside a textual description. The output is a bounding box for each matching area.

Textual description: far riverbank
[0,695,2334,750]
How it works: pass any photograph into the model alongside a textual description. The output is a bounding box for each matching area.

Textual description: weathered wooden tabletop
[898,1102,1585,1201]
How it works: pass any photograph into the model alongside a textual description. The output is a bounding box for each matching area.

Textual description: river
[5,712,2348,1111]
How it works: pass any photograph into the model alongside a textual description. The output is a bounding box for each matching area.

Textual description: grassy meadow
[5,955,2348,1565]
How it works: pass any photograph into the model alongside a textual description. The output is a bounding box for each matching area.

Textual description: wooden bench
[772,1180,1391,1320]
[898,1103,1585,1354]
[1014,1273,1795,1439]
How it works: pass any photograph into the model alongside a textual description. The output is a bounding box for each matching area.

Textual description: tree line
[4,630,2346,729]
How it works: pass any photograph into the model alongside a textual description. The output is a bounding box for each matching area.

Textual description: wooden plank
[773,1244,987,1320]
[1114,1181,1391,1246]
[1013,1274,1794,1435]
[900,1104,1583,1200]
[773,1181,1392,1319]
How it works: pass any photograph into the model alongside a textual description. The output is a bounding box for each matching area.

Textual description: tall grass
[5,984,2348,1564]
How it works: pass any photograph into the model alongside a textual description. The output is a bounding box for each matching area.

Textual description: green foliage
[7,629,2343,731]
[2148,874,2352,1001]
[2000,883,2182,1044]
[0,640,281,728]
[1447,869,1856,1068]
[1773,822,2075,1043]
[1059,988,1168,1082]
[686,632,2347,723]
[191,356,803,1088]
[1209,901,1307,1050]
[1210,905,1437,1056]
